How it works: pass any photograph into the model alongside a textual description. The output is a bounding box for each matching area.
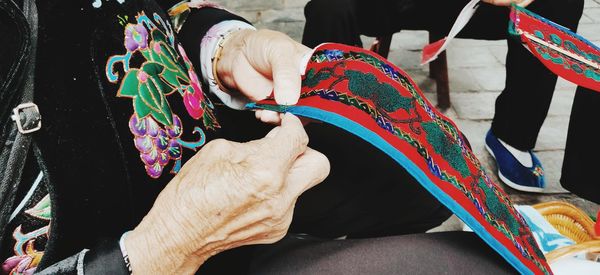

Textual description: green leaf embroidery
[141,62,164,75]
[141,62,178,95]
[152,28,168,44]
[139,77,173,125]
[25,194,51,220]
[159,43,185,72]
[117,69,140,97]
[134,95,152,118]
[162,68,187,89]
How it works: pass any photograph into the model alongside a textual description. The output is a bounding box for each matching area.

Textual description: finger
[255,110,283,124]
[284,147,330,199]
[247,205,295,245]
[231,60,274,101]
[258,113,308,170]
[269,44,303,105]
[265,119,282,138]
[517,0,534,7]
[239,116,281,147]
[483,0,511,6]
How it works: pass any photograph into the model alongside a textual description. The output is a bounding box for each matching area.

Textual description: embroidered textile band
[510,5,600,92]
[248,43,551,275]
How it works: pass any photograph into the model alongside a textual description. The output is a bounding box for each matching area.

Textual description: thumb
[284,147,330,198]
[269,47,303,105]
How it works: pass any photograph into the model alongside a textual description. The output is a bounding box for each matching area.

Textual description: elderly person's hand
[482,0,534,7]
[216,29,312,124]
[124,113,330,274]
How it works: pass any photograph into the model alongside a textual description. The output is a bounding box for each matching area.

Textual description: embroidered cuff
[200,20,256,109]
[82,238,130,275]
[119,231,133,274]
[77,249,89,275]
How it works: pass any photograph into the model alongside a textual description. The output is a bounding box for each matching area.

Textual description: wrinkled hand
[125,114,330,274]
[482,0,534,7]
[216,29,312,124]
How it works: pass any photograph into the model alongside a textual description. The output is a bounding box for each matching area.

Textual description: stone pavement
[212,0,600,215]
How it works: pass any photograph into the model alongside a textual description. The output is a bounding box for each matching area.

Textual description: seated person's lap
[249,232,516,274]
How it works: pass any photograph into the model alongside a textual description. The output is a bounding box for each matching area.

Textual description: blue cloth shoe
[485,130,545,192]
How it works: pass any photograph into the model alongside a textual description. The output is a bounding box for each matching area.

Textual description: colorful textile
[248,43,551,274]
[510,5,600,92]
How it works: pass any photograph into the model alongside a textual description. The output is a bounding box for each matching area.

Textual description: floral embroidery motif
[106,12,218,178]
[2,195,51,275]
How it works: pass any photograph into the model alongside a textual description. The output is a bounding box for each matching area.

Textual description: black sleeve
[155,1,251,80]
[158,0,188,12]
[35,239,129,275]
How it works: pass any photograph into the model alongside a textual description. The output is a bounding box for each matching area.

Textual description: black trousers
[303,0,598,203]
[248,232,515,274]
[199,232,515,274]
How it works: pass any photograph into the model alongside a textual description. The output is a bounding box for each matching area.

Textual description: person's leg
[385,0,583,150]
[397,0,583,153]
[302,0,422,48]
[248,232,515,274]
[417,0,586,190]
[302,0,363,48]
[561,87,600,204]
[418,0,584,150]
[291,123,452,239]
[490,0,584,150]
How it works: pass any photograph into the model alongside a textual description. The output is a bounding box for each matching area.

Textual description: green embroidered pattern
[422,122,469,177]
[106,12,218,178]
[303,67,421,133]
[344,70,415,113]
[300,48,549,273]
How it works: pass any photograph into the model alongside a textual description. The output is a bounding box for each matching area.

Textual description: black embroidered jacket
[0,0,254,273]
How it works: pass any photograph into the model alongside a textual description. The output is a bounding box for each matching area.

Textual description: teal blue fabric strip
[248,103,533,274]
